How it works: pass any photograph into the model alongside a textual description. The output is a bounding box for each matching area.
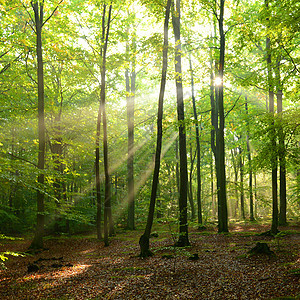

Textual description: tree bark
[276,60,287,226]
[188,141,196,220]
[239,144,245,219]
[245,99,255,221]
[30,0,45,249]
[99,4,113,246]
[209,34,217,219]
[172,0,190,246]
[266,0,278,235]
[139,0,171,257]
[95,101,102,239]
[215,0,228,233]
[231,148,239,219]
[125,23,136,230]
[189,55,202,226]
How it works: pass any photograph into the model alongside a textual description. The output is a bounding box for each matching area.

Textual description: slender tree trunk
[239,144,245,219]
[30,1,45,249]
[231,149,239,219]
[210,151,216,218]
[254,172,258,217]
[172,0,190,246]
[125,18,136,230]
[189,55,202,226]
[139,0,171,257]
[245,99,255,221]
[210,33,217,168]
[100,4,113,246]
[215,0,228,233]
[95,102,102,240]
[188,141,195,220]
[175,138,180,195]
[276,60,287,226]
[265,1,278,234]
[209,34,217,219]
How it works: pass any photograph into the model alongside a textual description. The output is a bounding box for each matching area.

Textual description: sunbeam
[111,130,179,222]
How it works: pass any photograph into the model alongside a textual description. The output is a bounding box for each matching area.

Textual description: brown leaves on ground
[0,223,299,299]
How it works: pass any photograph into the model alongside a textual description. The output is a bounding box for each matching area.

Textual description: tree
[29,0,46,250]
[99,3,113,246]
[189,53,203,227]
[125,10,136,230]
[139,0,172,258]
[265,0,279,235]
[172,0,190,246]
[95,83,102,240]
[245,98,255,221]
[238,142,245,219]
[275,52,287,227]
[209,0,228,233]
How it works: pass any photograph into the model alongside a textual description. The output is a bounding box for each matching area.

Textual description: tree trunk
[189,55,202,226]
[276,60,287,226]
[30,1,45,249]
[245,99,255,221]
[209,36,217,218]
[175,138,180,195]
[100,4,113,246]
[215,0,228,233]
[265,1,278,235]
[210,151,216,218]
[125,25,136,230]
[95,102,102,240]
[231,148,239,219]
[188,141,196,220]
[139,0,171,257]
[239,144,245,220]
[172,0,190,246]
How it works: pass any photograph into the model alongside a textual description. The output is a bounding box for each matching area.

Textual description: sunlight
[20,264,91,282]
[111,131,179,221]
[110,137,149,175]
[214,76,223,86]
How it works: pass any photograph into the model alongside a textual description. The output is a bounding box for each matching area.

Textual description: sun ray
[111,130,179,221]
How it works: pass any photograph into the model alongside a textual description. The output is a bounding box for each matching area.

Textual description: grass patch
[280,262,297,267]
[289,268,300,276]
[278,230,300,236]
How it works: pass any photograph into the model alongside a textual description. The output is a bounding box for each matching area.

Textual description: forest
[0,0,299,299]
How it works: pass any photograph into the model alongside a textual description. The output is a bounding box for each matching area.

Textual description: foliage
[0,0,298,237]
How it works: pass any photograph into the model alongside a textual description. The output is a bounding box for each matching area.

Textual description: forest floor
[0,222,299,300]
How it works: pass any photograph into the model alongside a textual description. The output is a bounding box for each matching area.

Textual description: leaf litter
[0,223,299,299]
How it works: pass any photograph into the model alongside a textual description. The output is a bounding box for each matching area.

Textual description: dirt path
[1,223,299,299]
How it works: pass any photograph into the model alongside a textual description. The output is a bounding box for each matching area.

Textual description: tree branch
[21,1,36,33]
[280,43,300,74]
[6,152,38,168]
[225,94,242,118]
[42,0,64,27]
